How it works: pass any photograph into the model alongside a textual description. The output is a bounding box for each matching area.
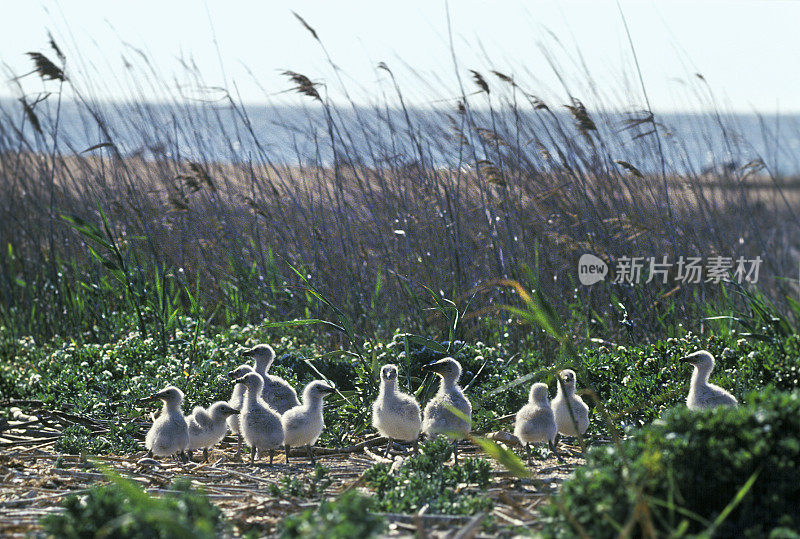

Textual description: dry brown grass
[2,145,798,340]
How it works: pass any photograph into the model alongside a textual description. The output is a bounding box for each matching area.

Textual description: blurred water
[2,98,799,175]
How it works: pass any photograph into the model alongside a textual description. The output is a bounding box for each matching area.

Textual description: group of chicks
[373,359,590,464]
[510,349,737,460]
[143,344,736,466]
[144,344,334,465]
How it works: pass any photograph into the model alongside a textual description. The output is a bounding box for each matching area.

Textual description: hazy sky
[2,1,799,112]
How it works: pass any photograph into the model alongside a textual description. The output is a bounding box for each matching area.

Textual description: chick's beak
[241,348,254,357]
[422,361,440,373]
[679,356,694,364]
[138,390,165,404]
[234,376,247,384]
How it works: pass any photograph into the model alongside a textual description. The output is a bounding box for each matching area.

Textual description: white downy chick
[372,364,422,456]
[681,350,738,410]
[187,401,239,462]
[235,372,284,464]
[227,364,255,457]
[552,369,589,440]
[242,344,301,414]
[281,381,335,464]
[421,357,471,463]
[142,385,189,460]
[514,382,558,461]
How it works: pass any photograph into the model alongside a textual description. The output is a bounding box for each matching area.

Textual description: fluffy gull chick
[422,357,471,463]
[235,372,284,465]
[372,364,422,456]
[552,369,589,442]
[227,364,255,457]
[243,344,300,414]
[514,382,558,462]
[142,385,189,461]
[282,380,335,464]
[681,350,738,410]
[187,401,239,462]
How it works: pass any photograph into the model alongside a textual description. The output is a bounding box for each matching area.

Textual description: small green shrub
[54,423,140,455]
[363,437,493,515]
[280,490,384,539]
[541,388,800,538]
[54,425,94,454]
[269,464,332,499]
[41,475,227,538]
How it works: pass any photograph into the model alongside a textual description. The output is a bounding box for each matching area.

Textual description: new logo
[578,253,608,285]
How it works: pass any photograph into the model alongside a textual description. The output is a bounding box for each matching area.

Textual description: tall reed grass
[1,25,798,346]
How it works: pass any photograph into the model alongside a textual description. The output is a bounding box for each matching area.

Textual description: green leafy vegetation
[2,313,797,455]
[580,331,800,433]
[279,490,384,539]
[269,464,332,499]
[363,437,493,515]
[41,473,227,538]
[22,321,799,536]
[53,423,140,455]
[540,388,800,538]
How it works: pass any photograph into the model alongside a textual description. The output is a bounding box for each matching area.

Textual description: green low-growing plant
[362,437,493,515]
[279,490,384,539]
[582,332,800,433]
[540,388,800,538]
[53,424,92,454]
[5,311,797,456]
[269,464,332,499]
[54,423,140,455]
[41,473,227,538]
